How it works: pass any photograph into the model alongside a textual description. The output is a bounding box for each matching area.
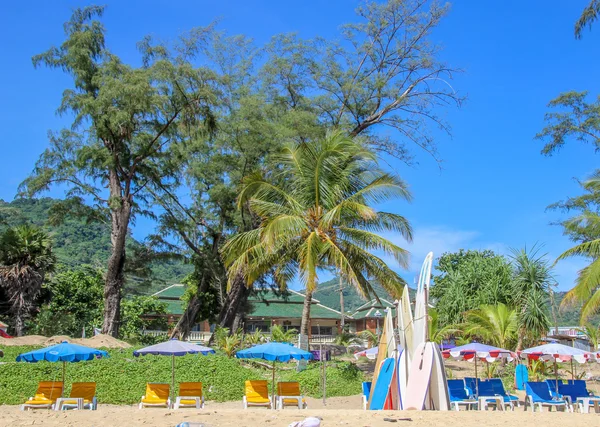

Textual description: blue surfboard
[515,364,528,390]
[370,358,395,410]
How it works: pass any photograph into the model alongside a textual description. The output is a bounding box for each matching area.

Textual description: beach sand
[2,395,599,427]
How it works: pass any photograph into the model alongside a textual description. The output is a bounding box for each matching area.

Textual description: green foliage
[462,303,518,349]
[428,308,460,344]
[214,327,243,357]
[0,345,365,404]
[243,330,265,346]
[120,296,169,342]
[270,325,297,343]
[334,332,362,349]
[431,250,514,326]
[576,1,600,39]
[0,224,56,335]
[359,330,378,348]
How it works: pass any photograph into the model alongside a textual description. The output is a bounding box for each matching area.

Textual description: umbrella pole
[475,357,478,398]
[172,355,175,405]
[570,359,574,381]
[272,361,276,410]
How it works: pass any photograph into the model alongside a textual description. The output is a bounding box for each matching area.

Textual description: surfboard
[413,253,433,355]
[427,343,450,410]
[397,348,409,410]
[515,364,528,390]
[384,310,400,409]
[369,358,395,410]
[403,342,434,410]
[399,286,413,360]
[367,319,388,408]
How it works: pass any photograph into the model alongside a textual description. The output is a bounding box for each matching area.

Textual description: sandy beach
[2,395,599,427]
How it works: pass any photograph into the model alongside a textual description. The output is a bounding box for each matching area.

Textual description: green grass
[0,346,364,404]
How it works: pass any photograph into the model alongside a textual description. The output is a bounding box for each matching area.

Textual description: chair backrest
[464,377,478,395]
[526,381,553,401]
[489,378,507,396]
[447,382,470,401]
[145,383,170,401]
[69,382,96,401]
[362,381,372,400]
[477,381,495,396]
[558,383,588,400]
[245,380,269,401]
[179,382,202,398]
[447,379,466,391]
[277,382,300,397]
[35,381,64,402]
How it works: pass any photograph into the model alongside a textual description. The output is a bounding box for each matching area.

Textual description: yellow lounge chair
[139,383,171,409]
[55,382,97,410]
[174,382,204,409]
[243,380,272,409]
[276,381,307,409]
[21,381,64,411]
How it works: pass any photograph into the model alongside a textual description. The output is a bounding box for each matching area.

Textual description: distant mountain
[551,291,600,327]
[0,198,191,294]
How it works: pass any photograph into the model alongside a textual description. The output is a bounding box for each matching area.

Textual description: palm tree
[462,303,518,349]
[556,206,600,322]
[359,329,378,348]
[0,224,56,336]
[334,331,362,352]
[270,324,297,343]
[510,246,553,350]
[428,308,460,346]
[223,131,412,341]
[576,323,600,351]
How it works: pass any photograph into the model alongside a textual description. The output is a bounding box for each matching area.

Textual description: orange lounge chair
[174,382,204,409]
[55,382,97,410]
[139,383,171,409]
[277,381,307,409]
[21,381,64,410]
[243,380,272,409]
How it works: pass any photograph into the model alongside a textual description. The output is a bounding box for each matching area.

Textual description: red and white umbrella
[520,343,595,363]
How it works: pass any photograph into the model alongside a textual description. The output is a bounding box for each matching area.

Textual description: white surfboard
[403,341,434,410]
[427,343,450,410]
[398,348,409,409]
[399,286,414,360]
[413,252,433,355]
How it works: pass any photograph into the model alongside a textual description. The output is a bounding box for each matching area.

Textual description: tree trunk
[339,277,344,330]
[516,329,524,352]
[300,289,313,338]
[170,293,201,340]
[14,300,24,337]
[212,274,248,339]
[102,174,132,338]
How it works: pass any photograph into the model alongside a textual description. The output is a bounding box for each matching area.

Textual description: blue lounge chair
[545,379,563,398]
[447,379,477,411]
[362,382,371,410]
[464,377,478,397]
[558,381,600,413]
[489,378,520,408]
[525,382,570,412]
[477,380,510,411]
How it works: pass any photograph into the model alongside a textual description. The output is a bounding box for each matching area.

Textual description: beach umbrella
[16,341,108,389]
[133,339,214,400]
[236,342,313,407]
[520,343,596,394]
[354,346,380,360]
[442,342,515,396]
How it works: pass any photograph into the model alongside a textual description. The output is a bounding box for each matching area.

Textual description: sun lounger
[243,380,272,409]
[362,381,372,410]
[55,382,97,410]
[139,383,171,409]
[477,381,509,411]
[525,381,570,412]
[557,380,600,413]
[545,379,563,398]
[21,381,64,411]
[276,381,307,409]
[447,379,477,411]
[489,378,520,408]
[174,382,204,409]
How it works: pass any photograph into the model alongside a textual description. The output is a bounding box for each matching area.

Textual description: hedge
[0,346,363,404]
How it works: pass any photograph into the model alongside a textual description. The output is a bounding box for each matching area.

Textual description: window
[311,326,333,335]
[246,321,270,333]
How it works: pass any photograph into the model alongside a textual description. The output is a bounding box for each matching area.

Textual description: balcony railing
[141,331,339,344]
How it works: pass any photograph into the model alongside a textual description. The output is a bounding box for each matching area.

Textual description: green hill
[313,278,396,313]
[0,198,191,294]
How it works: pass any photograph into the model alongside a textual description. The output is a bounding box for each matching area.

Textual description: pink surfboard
[403,342,434,410]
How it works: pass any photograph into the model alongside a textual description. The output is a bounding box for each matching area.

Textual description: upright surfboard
[397,348,409,409]
[413,253,433,356]
[399,286,414,360]
[427,343,450,410]
[403,342,434,410]
[369,358,395,410]
[515,364,529,390]
[367,320,388,408]
[384,310,400,409]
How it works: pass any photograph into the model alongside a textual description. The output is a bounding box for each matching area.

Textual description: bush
[0,346,364,404]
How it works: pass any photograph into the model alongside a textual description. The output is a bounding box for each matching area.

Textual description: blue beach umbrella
[133,339,215,399]
[236,342,312,406]
[16,341,108,387]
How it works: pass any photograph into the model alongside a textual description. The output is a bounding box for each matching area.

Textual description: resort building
[150,285,354,343]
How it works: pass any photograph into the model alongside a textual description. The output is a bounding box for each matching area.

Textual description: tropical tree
[335,332,363,351]
[462,303,518,350]
[510,247,554,349]
[576,323,600,351]
[243,329,265,347]
[0,225,56,336]
[223,131,412,342]
[270,325,297,343]
[576,0,600,38]
[428,308,460,345]
[20,6,217,337]
[359,330,378,348]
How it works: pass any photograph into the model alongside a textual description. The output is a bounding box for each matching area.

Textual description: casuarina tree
[20,6,217,336]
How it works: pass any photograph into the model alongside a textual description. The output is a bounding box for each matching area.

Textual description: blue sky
[0,1,598,291]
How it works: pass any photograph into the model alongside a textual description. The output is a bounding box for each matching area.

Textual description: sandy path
[1,395,599,427]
